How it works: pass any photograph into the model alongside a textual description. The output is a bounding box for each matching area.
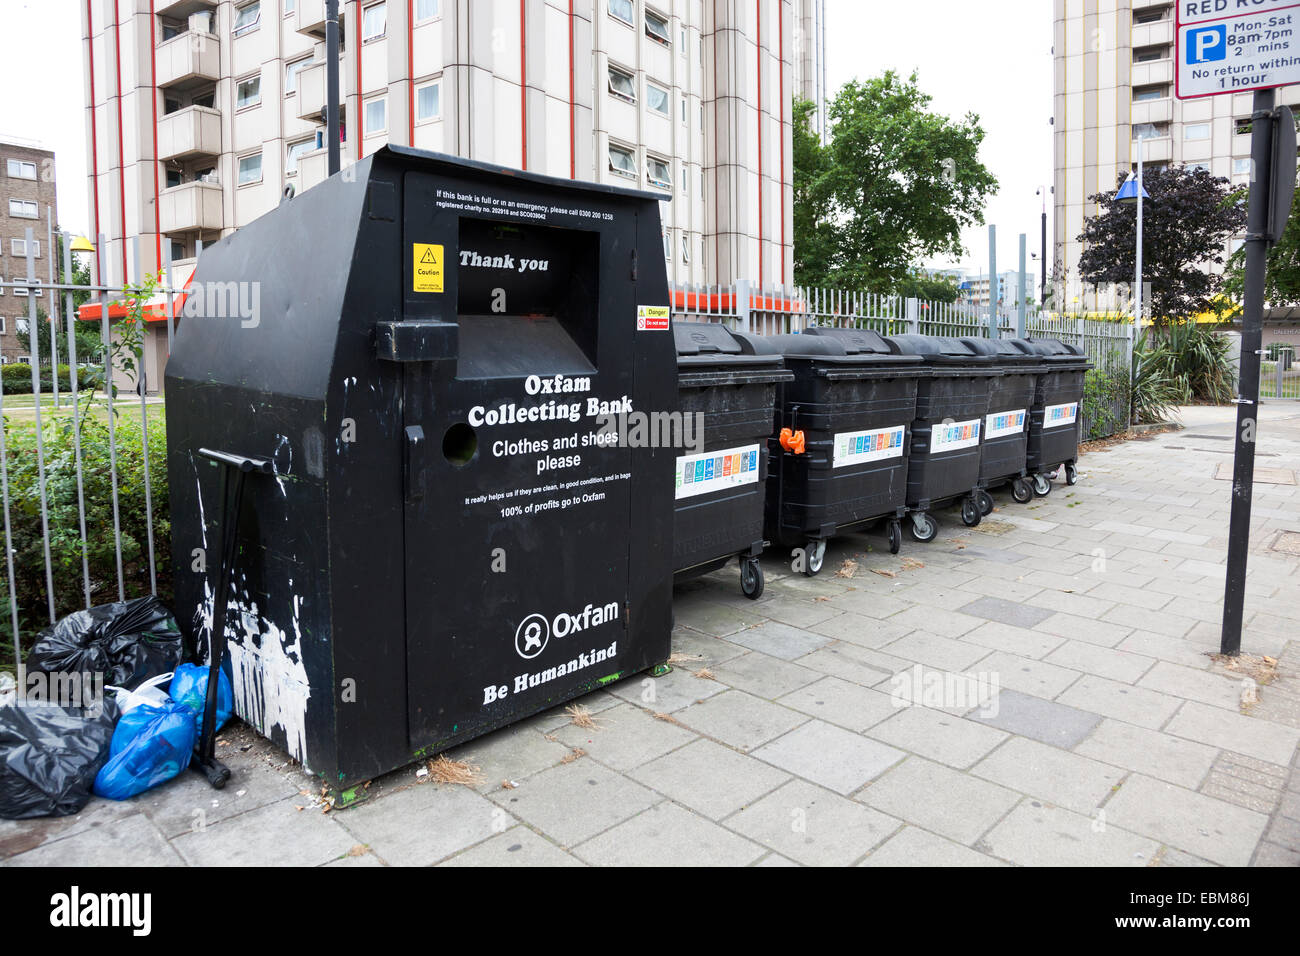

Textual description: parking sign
[1176,1,1300,99]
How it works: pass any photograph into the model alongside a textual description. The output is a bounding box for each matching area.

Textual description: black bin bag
[0,697,120,819]
[25,595,184,692]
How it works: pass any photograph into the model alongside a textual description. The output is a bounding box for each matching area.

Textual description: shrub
[1,363,100,395]
[1141,322,1236,405]
[1082,364,1130,440]
[0,411,170,671]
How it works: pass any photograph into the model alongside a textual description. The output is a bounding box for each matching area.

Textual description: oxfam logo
[514,614,550,659]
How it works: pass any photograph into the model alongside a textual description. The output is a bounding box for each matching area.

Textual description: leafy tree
[793,71,998,291]
[1077,165,1246,323]
[897,268,960,303]
[792,98,836,288]
[1221,183,1300,312]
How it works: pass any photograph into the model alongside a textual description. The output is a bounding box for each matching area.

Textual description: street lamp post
[1116,136,1151,323]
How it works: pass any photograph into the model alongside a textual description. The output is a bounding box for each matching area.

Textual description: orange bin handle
[779,428,806,455]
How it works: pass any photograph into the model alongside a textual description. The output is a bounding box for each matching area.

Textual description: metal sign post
[1174,3,1299,655]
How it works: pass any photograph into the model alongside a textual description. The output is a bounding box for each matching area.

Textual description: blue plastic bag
[93,697,197,801]
[169,663,234,736]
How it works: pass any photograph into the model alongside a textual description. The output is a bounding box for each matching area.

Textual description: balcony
[155,31,220,90]
[155,0,216,17]
[1131,97,1173,125]
[157,106,222,161]
[1132,20,1174,48]
[1131,58,1173,87]
[296,0,328,37]
[1132,136,1172,164]
[159,180,223,234]
[296,61,344,123]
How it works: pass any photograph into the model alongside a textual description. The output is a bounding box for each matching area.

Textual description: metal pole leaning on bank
[1221,94,1296,656]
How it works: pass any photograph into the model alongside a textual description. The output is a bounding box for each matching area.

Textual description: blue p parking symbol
[1187,25,1227,64]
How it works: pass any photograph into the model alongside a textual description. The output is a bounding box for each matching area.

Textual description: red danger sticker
[637,305,670,331]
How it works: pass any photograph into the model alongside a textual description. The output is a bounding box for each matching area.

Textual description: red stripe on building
[86,0,102,280]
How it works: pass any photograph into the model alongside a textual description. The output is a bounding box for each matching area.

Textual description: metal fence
[0,213,178,673]
[1260,346,1300,400]
[670,280,1136,441]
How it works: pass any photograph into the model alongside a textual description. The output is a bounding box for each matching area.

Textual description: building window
[166,168,183,188]
[680,95,687,124]
[416,80,441,123]
[236,74,262,109]
[647,155,671,189]
[645,9,671,45]
[170,240,186,263]
[609,0,633,26]
[1235,118,1252,135]
[237,151,263,185]
[8,199,37,218]
[11,239,39,258]
[364,96,387,135]
[1133,86,1165,102]
[1188,162,1211,173]
[646,81,670,116]
[663,231,671,260]
[1184,123,1210,141]
[415,0,439,21]
[233,1,261,37]
[284,0,295,16]
[16,318,29,335]
[362,2,387,42]
[1233,157,1252,175]
[285,58,313,95]
[680,163,687,195]
[6,160,37,180]
[608,66,636,103]
[0,318,5,334]
[16,356,30,365]
[608,143,636,179]
[286,139,313,175]
[680,25,686,50]
[681,236,690,263]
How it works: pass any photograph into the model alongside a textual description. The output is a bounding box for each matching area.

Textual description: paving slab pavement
[3,405,1299,867]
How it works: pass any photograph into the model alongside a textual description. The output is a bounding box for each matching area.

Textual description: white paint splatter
[226,597,312,766]
[272,434,292,498]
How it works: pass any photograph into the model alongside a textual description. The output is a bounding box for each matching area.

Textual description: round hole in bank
[442,422,477,467]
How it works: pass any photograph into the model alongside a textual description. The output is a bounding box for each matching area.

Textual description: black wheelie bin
[959,337,1045,511]
[884,335,1002,542]
[1023,338,1093,495]
[672,322,794,599]
[164,146,677,803]
[742,327,925,576]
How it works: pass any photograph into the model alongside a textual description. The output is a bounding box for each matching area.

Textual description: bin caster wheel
[1065,463,1078,486]
[803,539,826,577]
[1032,473,1052,497]
[740,557,765,600]
[887,520,903,555]
[961,496,983,527]
[1012,478,1033,504]
[909,514,938,543]
[976,489,995,516]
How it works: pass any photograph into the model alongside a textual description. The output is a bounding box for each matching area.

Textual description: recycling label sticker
[413,243,444,293]
[832,426,906,468]
[1044,402,1078,429]
[675,445,760,500]
[985,409,1027,440]
[930,419,982,453]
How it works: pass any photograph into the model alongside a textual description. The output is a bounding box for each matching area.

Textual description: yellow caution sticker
[637,305,670,331]
[413,243,444,293]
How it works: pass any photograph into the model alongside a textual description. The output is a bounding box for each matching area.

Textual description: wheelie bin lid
[883,334,1003,375]
[673,321,795,385]
[959,336,1047,371]
[733,330,924,378]
[1022,337,1094,370]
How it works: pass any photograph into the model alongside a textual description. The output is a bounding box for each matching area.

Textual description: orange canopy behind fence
[76,262,197,323]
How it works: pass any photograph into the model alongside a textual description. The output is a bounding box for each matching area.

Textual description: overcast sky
[2,0,1054,282]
